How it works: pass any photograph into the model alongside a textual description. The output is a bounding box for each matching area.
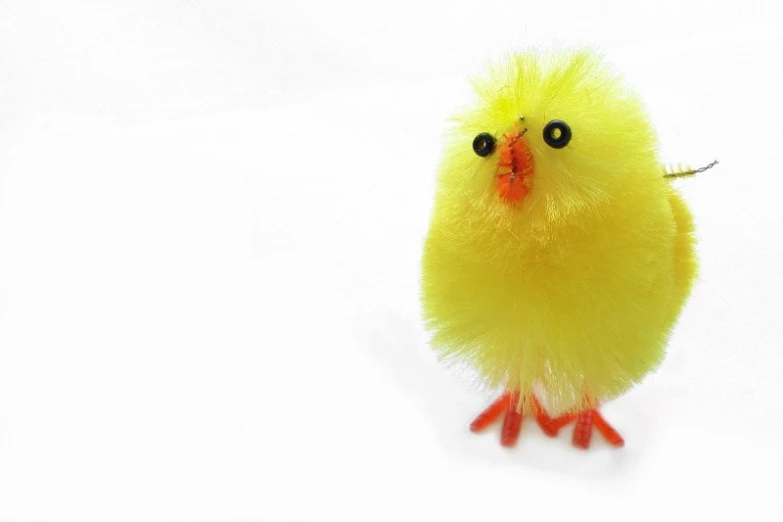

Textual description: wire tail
[663,160,719,179]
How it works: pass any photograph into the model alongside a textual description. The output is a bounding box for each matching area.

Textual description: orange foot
[469,392,553,447]
[543,409,625,449]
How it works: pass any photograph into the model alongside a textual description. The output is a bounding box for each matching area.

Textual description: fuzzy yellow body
[421,49,697,415]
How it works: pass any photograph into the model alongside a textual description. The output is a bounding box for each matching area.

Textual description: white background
[1,1,782,521]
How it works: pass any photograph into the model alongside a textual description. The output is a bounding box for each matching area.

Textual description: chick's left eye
[472,133,496,157]
[543,120,572,149]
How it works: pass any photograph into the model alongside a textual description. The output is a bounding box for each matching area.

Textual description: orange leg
[593,410,625,447]
[470,392,554,447]
[532,396,575,437]
[573,410,594,449]
[547,408,625,449]
[500,393,523,447]
[470,393,510,432]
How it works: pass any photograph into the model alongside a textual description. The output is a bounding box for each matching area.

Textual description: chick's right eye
[472,133,496,157]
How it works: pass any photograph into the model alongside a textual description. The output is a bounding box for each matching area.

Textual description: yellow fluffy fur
[421,48,697,415]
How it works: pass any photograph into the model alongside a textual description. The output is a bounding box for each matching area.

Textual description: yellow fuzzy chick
[421,48,701,449]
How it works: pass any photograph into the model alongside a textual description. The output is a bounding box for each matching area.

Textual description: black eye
[472,133,496,157]
[543,120,572,149]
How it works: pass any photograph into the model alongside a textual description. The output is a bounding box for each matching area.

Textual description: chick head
[436,48,660,239]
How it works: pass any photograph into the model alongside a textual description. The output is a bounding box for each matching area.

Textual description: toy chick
[421,48,710,449]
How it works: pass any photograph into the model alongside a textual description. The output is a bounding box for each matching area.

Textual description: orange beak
[496,130,534,204]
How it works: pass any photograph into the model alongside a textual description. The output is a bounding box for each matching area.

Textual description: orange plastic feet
[471,394,625,449]
[547,409,625,449]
